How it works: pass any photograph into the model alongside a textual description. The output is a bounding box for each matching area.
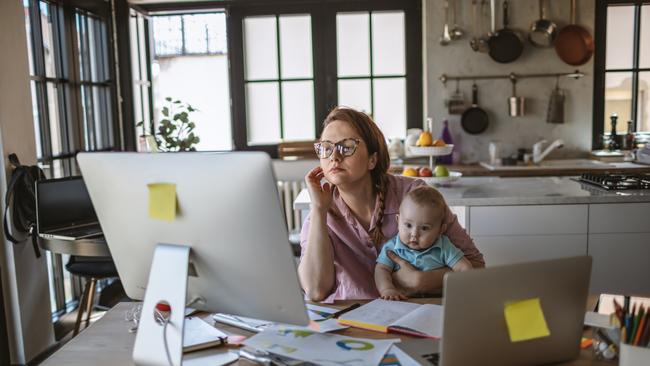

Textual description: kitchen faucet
[532,139,564,164]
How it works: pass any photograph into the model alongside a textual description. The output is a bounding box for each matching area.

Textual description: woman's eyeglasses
[314,138,361,159]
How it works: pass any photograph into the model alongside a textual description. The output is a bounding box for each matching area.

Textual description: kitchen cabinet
[464,202,650,295]
[468,205,588,266]
[473,234,588,267]
[587,203,650,295]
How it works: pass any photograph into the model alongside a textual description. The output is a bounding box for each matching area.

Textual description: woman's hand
[305,166,333,213]
[387,251,448,296]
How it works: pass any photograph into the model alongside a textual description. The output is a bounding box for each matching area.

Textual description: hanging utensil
[461,83,489,134]
[448,79,467,115]
[547,77,565,123]
[450,0,464,40]
[508,75,525,117]
[488,0,524,63]
[477,0,490,53]
[470,0,479,51]
[440,0,452,46]
[555,0,594,65]
[529,0,557,47]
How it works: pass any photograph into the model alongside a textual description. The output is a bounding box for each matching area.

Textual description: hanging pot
[488,0,524,63]
[554,0,594,65]
[529,0,558,47]
[461,83,489,134]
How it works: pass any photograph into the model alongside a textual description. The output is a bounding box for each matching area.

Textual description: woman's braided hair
[322,107,391,246]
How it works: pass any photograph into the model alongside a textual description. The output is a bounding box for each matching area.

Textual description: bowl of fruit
[402,165,462,185]
[408,131,454,156]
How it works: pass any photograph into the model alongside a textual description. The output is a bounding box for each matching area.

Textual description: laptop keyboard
[55,225,102,238]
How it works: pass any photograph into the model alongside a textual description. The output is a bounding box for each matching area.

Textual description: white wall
[0,0,55,363]
[426,0,595,163]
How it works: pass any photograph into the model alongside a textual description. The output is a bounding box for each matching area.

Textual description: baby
[375,185,471,300]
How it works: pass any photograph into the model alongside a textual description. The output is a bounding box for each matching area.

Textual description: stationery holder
[619,343,650,366]
[133,243,190,366]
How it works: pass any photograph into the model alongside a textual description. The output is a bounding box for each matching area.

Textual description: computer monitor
[77,152,309,365]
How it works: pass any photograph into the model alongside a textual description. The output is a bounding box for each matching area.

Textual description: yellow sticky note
[504,298,551,342]
[148,183,177,221]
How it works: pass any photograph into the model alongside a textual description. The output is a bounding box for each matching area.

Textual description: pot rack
[439,70,585,84]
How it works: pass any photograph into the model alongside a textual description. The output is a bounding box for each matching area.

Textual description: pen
[331,303,361,319]
[633,307,646,346]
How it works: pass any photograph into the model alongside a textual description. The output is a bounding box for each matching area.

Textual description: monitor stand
[132,243,190,366]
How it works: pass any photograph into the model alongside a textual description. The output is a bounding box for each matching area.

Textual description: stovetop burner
[577,173,650,190]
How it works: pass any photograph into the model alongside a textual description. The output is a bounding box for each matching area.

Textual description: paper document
[212,303,348,334]
[244,325,398,366]
[338,299,443,338]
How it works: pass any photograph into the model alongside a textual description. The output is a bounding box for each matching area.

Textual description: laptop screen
[36,177,98,232]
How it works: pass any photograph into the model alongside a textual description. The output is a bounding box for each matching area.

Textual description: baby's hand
[380,288,408,301]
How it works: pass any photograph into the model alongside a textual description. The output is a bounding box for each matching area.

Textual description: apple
[434,165,449,177]
[418,167,433,177]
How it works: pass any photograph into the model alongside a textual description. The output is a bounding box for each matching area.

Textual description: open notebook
[337,299,443,339]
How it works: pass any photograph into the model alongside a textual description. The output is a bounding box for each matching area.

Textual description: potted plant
[137,97,201,152]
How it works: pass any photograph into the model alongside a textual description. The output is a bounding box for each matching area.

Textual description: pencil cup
[592,327,620,362]
[619,343,650,366]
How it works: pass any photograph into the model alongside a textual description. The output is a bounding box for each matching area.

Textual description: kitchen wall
[425,0,595,163]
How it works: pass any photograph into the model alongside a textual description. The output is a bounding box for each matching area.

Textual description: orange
[432,139,447,147]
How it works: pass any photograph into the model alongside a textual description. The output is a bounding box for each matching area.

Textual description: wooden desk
[41,300,613,366]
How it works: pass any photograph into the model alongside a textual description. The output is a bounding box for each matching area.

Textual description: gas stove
[576,173,650,190]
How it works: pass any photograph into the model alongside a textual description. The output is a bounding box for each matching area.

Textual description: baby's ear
[395,214,400,223]
[440,222,448,233]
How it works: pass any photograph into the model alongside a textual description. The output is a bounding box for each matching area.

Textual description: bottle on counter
[438,119,454,164]
[608,113,620,151]
[625,120,635,150]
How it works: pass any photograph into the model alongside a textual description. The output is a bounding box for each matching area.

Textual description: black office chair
[65,256,118,336]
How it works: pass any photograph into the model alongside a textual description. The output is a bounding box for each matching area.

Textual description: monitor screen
[37,177,98,232]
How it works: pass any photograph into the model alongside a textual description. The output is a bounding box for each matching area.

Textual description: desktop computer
[78,152,309,366]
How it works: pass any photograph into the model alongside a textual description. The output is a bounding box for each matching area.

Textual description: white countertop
[293,176,650,209]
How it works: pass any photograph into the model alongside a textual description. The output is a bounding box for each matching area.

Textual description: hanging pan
[554,0,594,65]
[461,83,489,134]
[488,0,524,63]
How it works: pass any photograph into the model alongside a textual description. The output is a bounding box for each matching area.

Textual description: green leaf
[187,106,195,112]
[162,107,169,117]
[193,136,200,144]
[136,121,144,127]
[174,100,181,104]
[165,97,172,102]
[188,122,196,129]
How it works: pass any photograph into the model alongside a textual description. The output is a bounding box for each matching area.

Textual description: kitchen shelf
[439,70,585,84]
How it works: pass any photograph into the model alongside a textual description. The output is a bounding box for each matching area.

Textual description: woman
[298,107,484,302]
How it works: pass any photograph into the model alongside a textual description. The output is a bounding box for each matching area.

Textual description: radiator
[276,180,307,239]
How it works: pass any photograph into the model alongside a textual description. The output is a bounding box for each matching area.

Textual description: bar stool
[65,256,118,336]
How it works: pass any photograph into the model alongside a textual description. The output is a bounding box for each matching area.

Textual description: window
[594,1,650,148]
[229,0,422,157]
[141,10,232,151]
[23,0,117,321]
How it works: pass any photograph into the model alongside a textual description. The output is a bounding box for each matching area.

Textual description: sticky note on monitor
[504,298,550,342]
[148,183,176,221]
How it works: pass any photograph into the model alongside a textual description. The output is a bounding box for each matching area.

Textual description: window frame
[228,0,422,157]
[593,0,650,148]
[23,0,119,325]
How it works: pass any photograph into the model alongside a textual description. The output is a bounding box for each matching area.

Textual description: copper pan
[555,0,594,66]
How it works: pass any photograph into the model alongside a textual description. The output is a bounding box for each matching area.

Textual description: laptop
[437,256,592,366]
[36,176,103,240]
